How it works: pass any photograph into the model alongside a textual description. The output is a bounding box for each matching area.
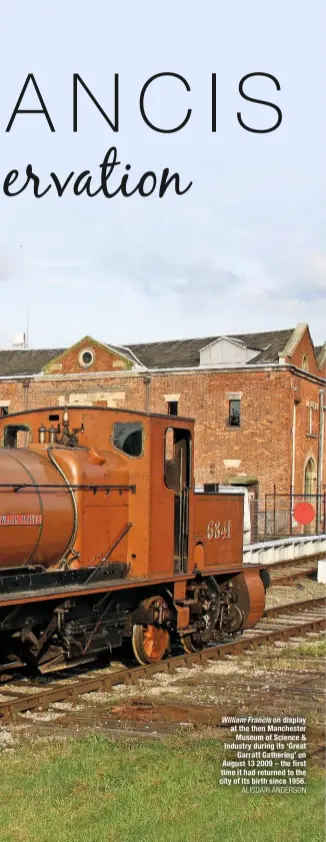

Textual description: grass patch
[0,734,324,842]
[242,636,326,670]
[289,639,326,658]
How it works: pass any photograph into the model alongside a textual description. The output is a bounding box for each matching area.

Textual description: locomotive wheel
[132,595,170,666]
[180,634,204,654]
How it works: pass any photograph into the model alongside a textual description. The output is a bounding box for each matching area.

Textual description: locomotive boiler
[0,406,268,672]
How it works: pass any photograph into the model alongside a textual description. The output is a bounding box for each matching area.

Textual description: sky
[0,0,325,350]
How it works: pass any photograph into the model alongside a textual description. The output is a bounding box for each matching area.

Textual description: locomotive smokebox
[0,448,75,569]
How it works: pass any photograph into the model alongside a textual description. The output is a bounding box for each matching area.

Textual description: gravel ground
[0,576,324,744]
[2,627,323,743]
[266,578,326,607]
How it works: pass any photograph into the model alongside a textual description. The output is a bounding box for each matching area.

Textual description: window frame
[78,347,96,369]
[164,426,191,490]
[306,403,317,437]
[112,421,144,459]
[2,424,31,448]
[167,400,178,416]
[308,405,313,435]
[228,398,241,428]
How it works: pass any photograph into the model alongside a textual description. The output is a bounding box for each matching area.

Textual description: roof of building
[315,344,325,362]
[0,348,64,377]
[315,343,326,368]
[0,328,323,376]
[127,329,295,369]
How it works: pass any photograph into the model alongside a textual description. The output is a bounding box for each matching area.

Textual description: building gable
[278,324,322,376]
[42,336,133,375]
[199,337,260,367]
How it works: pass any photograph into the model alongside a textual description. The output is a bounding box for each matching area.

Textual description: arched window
[304,457,316,496]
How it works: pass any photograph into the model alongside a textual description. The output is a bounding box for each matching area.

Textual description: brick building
[0,323,325,511]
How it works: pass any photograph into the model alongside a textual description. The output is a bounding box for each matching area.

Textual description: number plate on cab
[207,520,232,540]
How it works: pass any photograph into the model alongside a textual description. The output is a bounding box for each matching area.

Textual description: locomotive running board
[0,562,129,596]
[0,564,258,608]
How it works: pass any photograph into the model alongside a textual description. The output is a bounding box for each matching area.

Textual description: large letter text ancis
[2,71,282,200]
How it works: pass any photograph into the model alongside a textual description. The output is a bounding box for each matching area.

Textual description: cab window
[113,422,143,457]
[3,425,31,448]
[164,427,191,489]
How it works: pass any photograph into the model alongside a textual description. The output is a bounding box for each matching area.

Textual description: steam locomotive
[0,406,268,672]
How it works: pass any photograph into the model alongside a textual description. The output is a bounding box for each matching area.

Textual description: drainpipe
[23,380,30,446]
[143,375,151,413]
[291,401,296,494]
[23,379,30,411]
[316,389,325,532]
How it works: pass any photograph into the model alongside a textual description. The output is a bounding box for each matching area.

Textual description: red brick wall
[0,381,29,413]
[0,363,324,501]
[26,375,145,412]
[147,369,293,497]
[0,368,297,499]
[291,376,325,495]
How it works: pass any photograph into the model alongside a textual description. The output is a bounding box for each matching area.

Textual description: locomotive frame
[0,405,268,671]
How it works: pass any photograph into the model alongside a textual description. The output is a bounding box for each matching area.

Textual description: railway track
[0,595,324,723]
[267,553,324,585]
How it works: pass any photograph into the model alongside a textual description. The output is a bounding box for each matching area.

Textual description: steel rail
[247,551,324,586]
[0,597,324,722]
[264,552,326,570]
[264,596,326,617]
[270,566,318,586]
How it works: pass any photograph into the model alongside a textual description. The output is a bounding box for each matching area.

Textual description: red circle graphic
[293,502,315,525]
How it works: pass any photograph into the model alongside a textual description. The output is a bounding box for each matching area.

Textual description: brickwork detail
[0,327,324,501]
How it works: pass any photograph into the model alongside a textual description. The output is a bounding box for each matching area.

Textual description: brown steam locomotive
[0,406,268,672]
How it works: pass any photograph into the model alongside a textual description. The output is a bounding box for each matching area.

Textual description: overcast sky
[0,0,325,349]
